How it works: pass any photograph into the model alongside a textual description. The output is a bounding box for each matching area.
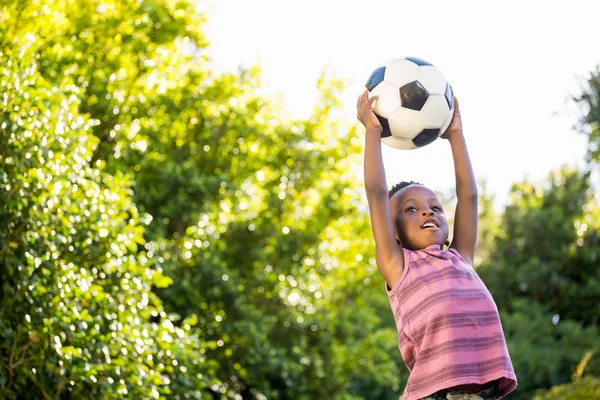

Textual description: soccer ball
[365,56,454,150]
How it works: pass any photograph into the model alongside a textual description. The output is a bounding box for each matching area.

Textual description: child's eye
[432,206,442,212]
[405,206,416,212]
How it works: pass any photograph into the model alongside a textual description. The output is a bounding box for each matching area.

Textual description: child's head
[388,181,449,250]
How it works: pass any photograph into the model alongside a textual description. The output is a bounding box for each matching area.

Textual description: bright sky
[203,0,598,208]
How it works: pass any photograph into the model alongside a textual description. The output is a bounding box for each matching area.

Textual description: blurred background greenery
[1,0,599,399]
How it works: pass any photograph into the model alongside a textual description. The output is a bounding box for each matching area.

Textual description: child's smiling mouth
[421,219,439,229]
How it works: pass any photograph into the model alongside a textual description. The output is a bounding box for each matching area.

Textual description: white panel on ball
[416,66,448,95]
[440,109,454,136]
[420,95,451,128]
[387,107,424,139]
[369,81,402,118]
[381,135,417,150]
[384,59,420,87]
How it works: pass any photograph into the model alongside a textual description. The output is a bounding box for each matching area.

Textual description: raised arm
[357,90,404,288]
[443,98,478,264]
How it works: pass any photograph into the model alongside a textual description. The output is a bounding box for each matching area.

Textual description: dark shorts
[419,383,497,400]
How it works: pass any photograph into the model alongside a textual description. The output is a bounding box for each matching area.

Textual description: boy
[357,90,517,400]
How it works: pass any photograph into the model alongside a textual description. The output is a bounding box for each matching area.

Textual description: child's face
[390,185,449,250]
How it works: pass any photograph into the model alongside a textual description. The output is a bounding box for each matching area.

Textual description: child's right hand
[357,90,383,133]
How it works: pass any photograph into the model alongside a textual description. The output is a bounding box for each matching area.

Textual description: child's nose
[422,210,434,216]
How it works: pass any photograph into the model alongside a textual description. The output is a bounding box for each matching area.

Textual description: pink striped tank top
[386,245,517,400]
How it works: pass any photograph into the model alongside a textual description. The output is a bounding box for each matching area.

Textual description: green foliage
[534,351,600,399]
[574,64,600,161]
[479,168,600,326]
[0,0,222,398]
[143,67,404,398]
[534,376,600,399]
[478,168,600,399]
[0,0,402,398]
[0,46,214,399]
[500,301,600,396]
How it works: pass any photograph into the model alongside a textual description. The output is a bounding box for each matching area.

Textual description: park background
[1,0,600,398]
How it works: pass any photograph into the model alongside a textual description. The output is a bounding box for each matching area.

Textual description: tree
[574,64,600,162]
[534,351,600,399]
[1,0,404,398]
[477,168,600,399]
[0,43,216,400]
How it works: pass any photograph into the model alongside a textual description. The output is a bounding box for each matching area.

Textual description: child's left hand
[441,97,462,140]
[357,90,383,133]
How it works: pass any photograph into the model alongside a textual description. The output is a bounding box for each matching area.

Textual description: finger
[363,89,371,101]
[367,95,378,108]
[357,90,367,108]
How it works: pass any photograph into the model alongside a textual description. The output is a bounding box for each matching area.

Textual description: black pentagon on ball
[405,57,433,66]
[399,81,429,111]
[412,128,440,147]
[365,66,386,91]
[445,83,454,109]
[376,114,392,138]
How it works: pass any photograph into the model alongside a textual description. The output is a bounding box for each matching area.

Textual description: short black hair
[388,181,423,199]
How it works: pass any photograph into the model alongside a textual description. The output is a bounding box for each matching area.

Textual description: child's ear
[396,238,401,245]
[444,239,450,247]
